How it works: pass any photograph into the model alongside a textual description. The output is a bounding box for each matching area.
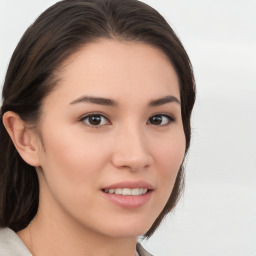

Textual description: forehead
[45,39,180,107]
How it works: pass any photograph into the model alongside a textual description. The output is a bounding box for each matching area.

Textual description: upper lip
[102,181,154,190]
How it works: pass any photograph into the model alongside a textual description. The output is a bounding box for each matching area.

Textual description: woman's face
[35,39,186,238]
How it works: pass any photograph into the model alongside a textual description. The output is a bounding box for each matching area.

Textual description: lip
[102,181,154,190]
[101,181,154,209]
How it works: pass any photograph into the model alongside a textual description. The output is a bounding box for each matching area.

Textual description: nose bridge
[111,122,151,171]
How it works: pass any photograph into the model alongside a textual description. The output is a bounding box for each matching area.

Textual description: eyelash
[79,113,175,128]
[79,113,111,128]
[147,113,175,126]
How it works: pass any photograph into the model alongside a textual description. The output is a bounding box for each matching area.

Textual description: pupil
[151,115,162,125]
[89,115,101,125]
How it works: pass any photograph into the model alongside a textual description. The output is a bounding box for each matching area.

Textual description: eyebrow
[149,95,180,106]
[70,96,118,106]
[70,95,180,107]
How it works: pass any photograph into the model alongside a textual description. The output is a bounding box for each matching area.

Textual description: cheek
[37,130,110,216]
[153,130,186,188]
[38,127,112,187]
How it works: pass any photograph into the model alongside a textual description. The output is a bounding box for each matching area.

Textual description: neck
[18,209,138,256]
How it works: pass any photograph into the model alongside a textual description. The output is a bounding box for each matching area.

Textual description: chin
[97,215,155,238]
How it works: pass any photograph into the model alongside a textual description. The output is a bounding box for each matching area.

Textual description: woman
[0,0,195,255]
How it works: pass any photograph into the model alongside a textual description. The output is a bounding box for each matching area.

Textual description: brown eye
[148,114,174,126]
[81,114,110,126]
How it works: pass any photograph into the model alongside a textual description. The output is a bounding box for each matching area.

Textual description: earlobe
[2,111,41,167]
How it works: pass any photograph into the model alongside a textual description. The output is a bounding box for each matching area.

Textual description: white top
[0,228,32,256]
[0,227,152,256]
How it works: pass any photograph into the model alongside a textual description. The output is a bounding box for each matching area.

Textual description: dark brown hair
[0,0,195,238]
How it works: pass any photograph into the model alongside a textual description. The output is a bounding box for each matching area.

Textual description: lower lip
[102,190,153,209]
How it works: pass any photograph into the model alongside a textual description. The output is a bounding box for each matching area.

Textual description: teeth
[104,188,148,196]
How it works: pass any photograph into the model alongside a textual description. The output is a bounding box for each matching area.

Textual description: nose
[111,125,152,172]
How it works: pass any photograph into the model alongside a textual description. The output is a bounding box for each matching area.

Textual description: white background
[0,1,255,255]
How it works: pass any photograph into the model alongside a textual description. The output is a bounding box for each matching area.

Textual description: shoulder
[137,243,154,256]
[0,227,32,256]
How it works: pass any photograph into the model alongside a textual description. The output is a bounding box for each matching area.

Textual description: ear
[2,111,41,167]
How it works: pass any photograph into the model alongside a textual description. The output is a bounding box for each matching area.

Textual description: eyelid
[78,112,111,127]
[147,113,176,126]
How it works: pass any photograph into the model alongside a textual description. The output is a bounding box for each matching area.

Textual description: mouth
[101,181,154,209]
[102,188,149,196]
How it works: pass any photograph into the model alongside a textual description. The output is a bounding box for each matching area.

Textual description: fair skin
[4,39,185,256]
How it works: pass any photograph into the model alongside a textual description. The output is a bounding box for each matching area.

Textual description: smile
[103,188,148,196]
[101,181,154,209]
